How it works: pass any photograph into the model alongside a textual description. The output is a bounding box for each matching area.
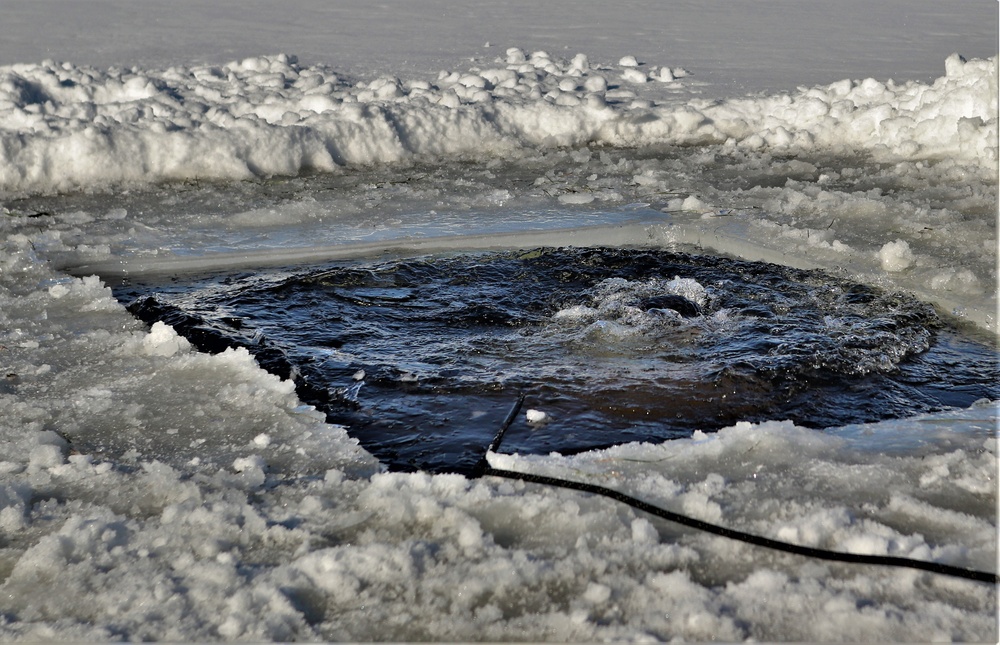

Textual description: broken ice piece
[526,409,549,424]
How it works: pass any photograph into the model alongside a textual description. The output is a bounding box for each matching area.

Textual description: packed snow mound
[700,53,997,163]
[0,51,995,194]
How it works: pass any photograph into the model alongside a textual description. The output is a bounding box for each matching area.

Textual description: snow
[0,0,997,641]
[3,48,996,324]
[1,50,994,194]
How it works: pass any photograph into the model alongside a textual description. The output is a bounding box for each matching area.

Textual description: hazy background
[1,0,996,97]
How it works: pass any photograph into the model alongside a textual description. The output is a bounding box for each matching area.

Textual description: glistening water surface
[116,247,999,474]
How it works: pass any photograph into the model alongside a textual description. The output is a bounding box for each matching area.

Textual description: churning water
[118,247,999,474]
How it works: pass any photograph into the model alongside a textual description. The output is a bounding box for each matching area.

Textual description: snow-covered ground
[0,1,997,641]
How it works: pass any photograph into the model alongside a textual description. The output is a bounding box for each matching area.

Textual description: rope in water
[473,395,999,585]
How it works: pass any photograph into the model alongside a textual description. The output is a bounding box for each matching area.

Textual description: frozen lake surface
[0,1,997,641]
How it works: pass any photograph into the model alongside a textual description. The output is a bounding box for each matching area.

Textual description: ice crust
[0,36,997,644]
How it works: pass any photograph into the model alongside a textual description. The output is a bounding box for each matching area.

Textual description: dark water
[117,247,999,474]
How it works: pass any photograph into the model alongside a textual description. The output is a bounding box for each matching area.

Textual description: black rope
[469,392,525,479]
[476,396,999,585]
[481,465,998,584]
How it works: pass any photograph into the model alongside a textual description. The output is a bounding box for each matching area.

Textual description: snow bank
[700,53,997,165]
[2,49,993,329]
[0,50,994,194]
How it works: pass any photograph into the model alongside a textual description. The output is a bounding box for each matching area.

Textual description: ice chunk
[621,68,647,84]
[141,321,191,357]
[526,409,549,424]
[558,192,595,204]
[879,239,915,272]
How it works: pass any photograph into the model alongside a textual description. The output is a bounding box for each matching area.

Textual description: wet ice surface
[118,247,999,475]
[22,140,998,331]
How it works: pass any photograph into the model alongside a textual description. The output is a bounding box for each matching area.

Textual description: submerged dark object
[635,294,702,318]
[119,247,999,474]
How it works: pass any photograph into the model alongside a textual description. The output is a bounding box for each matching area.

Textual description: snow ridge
[0,50,995,194]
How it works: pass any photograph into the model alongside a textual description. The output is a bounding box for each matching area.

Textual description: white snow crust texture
[0,51,994,194]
